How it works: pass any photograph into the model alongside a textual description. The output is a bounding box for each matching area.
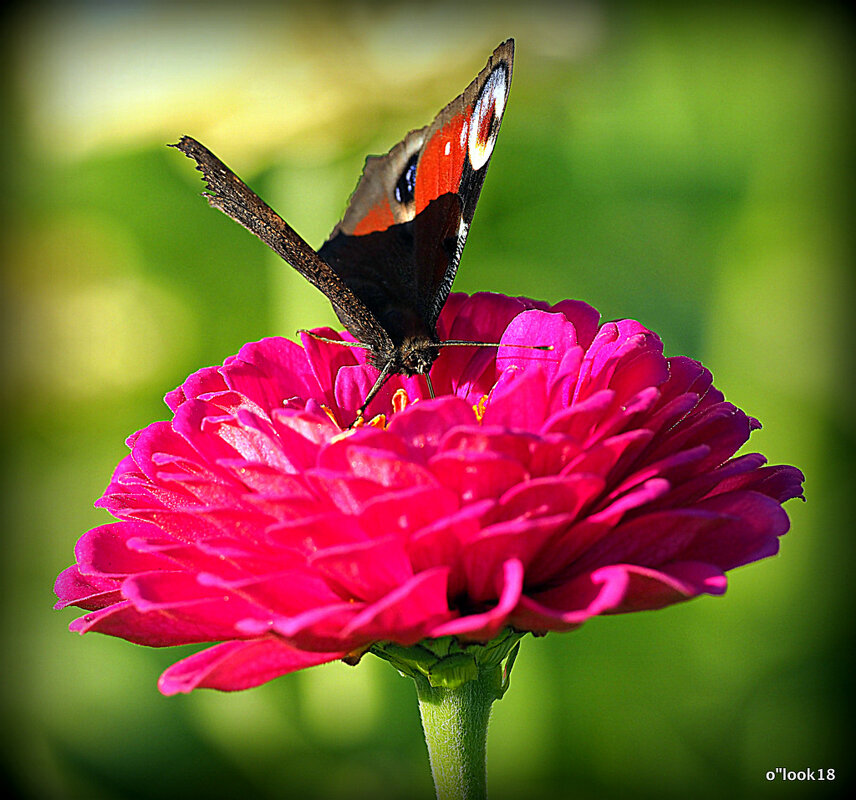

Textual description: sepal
[371,628,525,693]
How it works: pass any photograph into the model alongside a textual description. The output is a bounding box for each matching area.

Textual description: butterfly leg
[349,360,396,428]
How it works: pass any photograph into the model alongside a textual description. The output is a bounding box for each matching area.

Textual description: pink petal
[462,516,575,602]
[73,522,172,577]
[309,536,414,602]
[299,327,362,403]
[229,337,320,407]
[496,474,605,521]
[496,310,580,378]
[681,490,790,569]
[431,558,524,640]
[341,567,453,645]
[551,298,601,349]
[318,441,437,489]
[429,450,527,503]
[386,396,476,456]
[165,366,228,411]
[54,565,121,610]
[358,485,460,536]
[511,568,630,631]
[158,639,346,694]
[69,601,240,646]
[440,426,536,466]
[601,562,728,613]
[712,463,806,503]
[481,365,549,429]
[407,500,494,596]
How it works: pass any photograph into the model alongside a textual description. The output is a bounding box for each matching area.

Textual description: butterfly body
[173,40,514,416]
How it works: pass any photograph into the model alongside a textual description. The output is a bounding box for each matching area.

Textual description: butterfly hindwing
[318,193,464,346]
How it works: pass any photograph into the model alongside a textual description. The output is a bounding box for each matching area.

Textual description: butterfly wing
[318,39,514,339]
[172,39,513,364]
[171,136,392,351]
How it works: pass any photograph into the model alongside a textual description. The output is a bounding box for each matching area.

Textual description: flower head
[55,293,804,694]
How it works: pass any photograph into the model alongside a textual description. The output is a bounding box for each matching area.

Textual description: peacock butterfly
[173,39,519,420]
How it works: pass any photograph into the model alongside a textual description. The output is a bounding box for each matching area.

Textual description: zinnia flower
[55,292,804,695]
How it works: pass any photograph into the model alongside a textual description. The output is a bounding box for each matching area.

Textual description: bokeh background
[2,2,852,798]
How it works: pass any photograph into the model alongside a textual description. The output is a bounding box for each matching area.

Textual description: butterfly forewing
[319,40,514,335]
[171,136,392,351]
[329,40,513,236]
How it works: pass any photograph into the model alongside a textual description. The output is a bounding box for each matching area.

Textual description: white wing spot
[468,66,507,171]
[444,141,451,156]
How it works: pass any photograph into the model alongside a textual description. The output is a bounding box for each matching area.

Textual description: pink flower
[55,293,804,695]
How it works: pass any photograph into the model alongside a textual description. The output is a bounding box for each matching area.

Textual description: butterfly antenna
[425,373,436,399]
[349,360,395,428]
[298,330,372,349]
[440,340,554,351]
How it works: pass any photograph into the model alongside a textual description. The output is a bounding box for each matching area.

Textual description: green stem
[414,665,502,800]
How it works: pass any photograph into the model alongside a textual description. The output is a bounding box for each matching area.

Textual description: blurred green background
[2,2,852,799]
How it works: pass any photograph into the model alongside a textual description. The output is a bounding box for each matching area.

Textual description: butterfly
[173,39,528,421]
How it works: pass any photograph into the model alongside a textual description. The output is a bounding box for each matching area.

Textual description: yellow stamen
[392,388,409,414]
[330,427,358,443]
[320,404,340,426]
[473,394,489,422]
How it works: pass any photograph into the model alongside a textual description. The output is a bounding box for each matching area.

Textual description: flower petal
[158,639,346,694]
[431,559,524,640]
